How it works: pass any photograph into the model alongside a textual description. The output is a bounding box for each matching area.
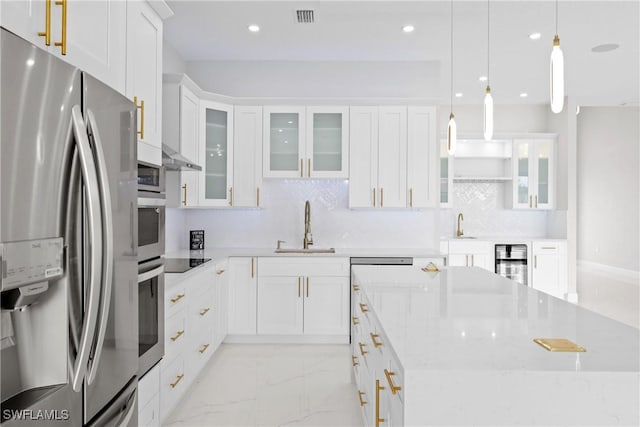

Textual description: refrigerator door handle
[85,110,114,385]
[69,105,104,392]
[115,389,137,427]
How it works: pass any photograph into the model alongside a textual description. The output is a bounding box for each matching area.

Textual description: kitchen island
[350,266,639,426]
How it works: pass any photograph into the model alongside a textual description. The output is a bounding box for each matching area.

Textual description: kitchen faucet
[303,200,314,249]
[457,213,464,237]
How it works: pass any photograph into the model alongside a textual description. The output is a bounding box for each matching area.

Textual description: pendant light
[550,0,564,113]
[447,0,457,155]
[483,0,494,141]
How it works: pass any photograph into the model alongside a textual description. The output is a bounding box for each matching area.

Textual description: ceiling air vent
[296,10,315,24]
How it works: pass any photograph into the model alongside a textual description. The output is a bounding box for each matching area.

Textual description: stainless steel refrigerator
[0,28,138,426]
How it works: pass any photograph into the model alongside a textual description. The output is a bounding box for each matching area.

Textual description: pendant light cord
[487,0,490,85]
[450,0,453,114]
[555,0,558,35]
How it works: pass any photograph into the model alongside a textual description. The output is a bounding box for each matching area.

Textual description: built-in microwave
[137,193,165,262]
[138,161,165,193]
[138,257,165,377]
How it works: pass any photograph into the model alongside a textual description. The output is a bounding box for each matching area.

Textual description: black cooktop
[164,257,212,273]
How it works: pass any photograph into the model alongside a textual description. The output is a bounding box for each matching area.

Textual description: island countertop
[351,265,639,425]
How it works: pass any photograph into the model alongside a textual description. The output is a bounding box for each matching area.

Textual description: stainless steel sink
[274,248,336,254]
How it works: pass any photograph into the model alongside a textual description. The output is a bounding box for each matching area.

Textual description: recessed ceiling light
[520,92,528,98]
[455,92,463,98]
[479,76,488,82]
[402,25,415,33]
[591,43,619,53]
[248,25,260,33]
[529,32,541,40]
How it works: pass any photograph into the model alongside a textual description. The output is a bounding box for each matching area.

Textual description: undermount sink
[274,248,336,254]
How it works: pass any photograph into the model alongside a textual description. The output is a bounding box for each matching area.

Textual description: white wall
[163,41,187,74]
[577,107,639,272]
[166,180,438,251]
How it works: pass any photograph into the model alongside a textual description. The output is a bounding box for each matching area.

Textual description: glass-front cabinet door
[512,139,554,210]
[263,106,306,178]
[306,106,349,178]
[199,101,234,206]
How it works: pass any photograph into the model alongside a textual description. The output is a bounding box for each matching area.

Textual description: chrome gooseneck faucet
[457,213,464,237]
[303,200,314,249]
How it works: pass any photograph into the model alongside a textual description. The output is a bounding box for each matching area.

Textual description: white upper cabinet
[263,106,348,179]
[348,106,379,208]
[511,139,555,210]
[377,106,408,208]
[263,106,306,178]
[1,0,127,94]
[406,106,437,208]
[126,0,167,165]
[199,100,234,207]
[233,106,263,207]
[305,106,349,179]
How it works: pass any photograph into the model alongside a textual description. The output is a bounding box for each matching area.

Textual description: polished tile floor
[164,344,362,427]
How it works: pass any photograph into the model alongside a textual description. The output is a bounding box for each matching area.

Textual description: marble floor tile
[164,344,363,427]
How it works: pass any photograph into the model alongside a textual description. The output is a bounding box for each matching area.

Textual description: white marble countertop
[164,247,447,260]
[353,265,639,373]
[442,236,566,242]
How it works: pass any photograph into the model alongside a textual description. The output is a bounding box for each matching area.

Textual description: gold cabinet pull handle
[359,303,369,313]
[375,380,385,427]
[370,333,383,348]
[298,277,301,298]
[534,255,537,269]
[199,343,210,354]
[300,159,303,177]
[306,276,309,298]
[380,188,384,207]
[216,269,225,275]
[199,307,210,316]
[170,330,184,342]
[384,369,402,394]
[358,390,367,406]
[229,187,233,206]
[54,0,67,55]
[170,374,184,389]
[133,97,145,139]
[256,187,260,207]
[38,0,52,45]
[352,355,359,367]
[541,246,557,250]
[352,316,359,326]
[182,183,187,206]
[308,159,311,177]
[358,342,368,356]
[353,284,360,292]
[372,188,376,207]
[529,195,533,208]
[535,194,538,208]
[170,293,185,304]
[409,188,413,208]
[250,257,254,278]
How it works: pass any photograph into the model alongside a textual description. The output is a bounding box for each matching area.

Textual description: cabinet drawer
[448,240,491,254]
[165,285,187,316]
[259,257,349,277]
[165,310,187,362]
[191,267,216,296]
[160,356,187,421]
[138,363,160,409]
[139,393,160,427]
[189,290,215,330]
[533,242,560,254]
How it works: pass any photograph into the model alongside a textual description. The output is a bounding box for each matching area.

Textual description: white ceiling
[164,1,640,106]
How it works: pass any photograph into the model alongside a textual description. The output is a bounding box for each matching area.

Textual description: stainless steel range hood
[162,143,202,171]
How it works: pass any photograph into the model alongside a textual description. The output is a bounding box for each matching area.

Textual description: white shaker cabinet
[263,106,306,178]
[406,106,437,208]
[138,364,160,427]
[510,139,555,210]
[257,276,304,335]
[305,106,349,179]
[0,0,48,47]
[448,240,492,271]
[349,106,379,208]
[213,259,229,349]
[227,257,257,335]
[164,78,201,207]
[532,241,567,299]
[127,0,171,165]
[233,106,263,207]
[199,101,234,207]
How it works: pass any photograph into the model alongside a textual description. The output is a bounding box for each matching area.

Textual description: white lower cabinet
[227,257,257,335]
[138,363,160,427]
[256,257,350,340]
[214,259,229,349]
[532,241,567,299]
[448,240,492,271]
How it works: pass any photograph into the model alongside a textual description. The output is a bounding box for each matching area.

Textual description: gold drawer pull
[541,246,557,250]
[170,374,184,389]
[359,342,368,356]
[170,293,185,304]
[372,188,376,207]
[352,355,359,367]
[370,333,383,348]
[199,307,210,316]
[182,183,187,206]
[133,96,145,139]
[300,159,303,177]
[409,188,413,207]
[353,284,360,292]
[358,390,367,406]
[375,380,385,426]
[384,369,402,395]
[216,269,225,275]
[54,0,67,55]
[199,343,210,354]
[352,316,360,326]
[170,330,184,342]
[359,303,369,313]
[38,0,52,45]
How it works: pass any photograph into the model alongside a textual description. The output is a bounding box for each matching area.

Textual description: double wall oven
[137,162,166,377]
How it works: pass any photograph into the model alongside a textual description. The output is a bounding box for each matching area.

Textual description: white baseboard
[577,260,640,286]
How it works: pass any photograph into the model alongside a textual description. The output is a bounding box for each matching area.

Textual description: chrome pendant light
[447,0,457,155]
[550,0,564,113]
[483,0,494,140]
